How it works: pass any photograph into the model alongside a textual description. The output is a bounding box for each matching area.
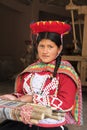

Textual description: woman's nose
[43,47,48,53]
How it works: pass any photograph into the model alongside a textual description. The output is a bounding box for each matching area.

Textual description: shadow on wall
[0,57,24,81]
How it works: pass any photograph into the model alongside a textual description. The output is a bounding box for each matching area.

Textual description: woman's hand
[0,94,33,103]
[17,95,33,103]
[0,94,17,100]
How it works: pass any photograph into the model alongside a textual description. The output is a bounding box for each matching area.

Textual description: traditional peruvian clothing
[0,20,83,130]
[14,60,83,126]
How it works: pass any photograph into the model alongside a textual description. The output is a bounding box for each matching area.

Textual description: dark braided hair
[36,32,62,78]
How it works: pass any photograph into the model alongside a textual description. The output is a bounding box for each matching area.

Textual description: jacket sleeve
[33,74,77,111]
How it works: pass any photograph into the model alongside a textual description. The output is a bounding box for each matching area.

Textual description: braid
[53,54,61,77]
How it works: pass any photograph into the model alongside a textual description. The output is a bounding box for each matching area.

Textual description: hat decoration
[30,21,71,35]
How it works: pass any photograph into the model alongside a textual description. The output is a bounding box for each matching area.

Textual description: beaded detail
[23,73,59,105]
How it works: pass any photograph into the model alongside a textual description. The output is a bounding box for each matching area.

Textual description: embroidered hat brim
[30,21,71,35]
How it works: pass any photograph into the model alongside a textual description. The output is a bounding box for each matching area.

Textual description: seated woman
[0,21,83,130]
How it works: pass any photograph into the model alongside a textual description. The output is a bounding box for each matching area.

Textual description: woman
[0,21,82,130]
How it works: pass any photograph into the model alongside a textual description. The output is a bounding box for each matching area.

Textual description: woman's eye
[39,45,44,48]
[48,45,53,48]
[38,45,53,49]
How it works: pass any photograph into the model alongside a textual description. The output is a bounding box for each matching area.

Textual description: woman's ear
[60,45,63,52]
[56,45,63,58]
[57,45,63,55]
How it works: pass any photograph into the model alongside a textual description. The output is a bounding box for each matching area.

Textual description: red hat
[30,21,71,35]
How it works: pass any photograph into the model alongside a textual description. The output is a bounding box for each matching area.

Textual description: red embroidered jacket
[14,60,82,125]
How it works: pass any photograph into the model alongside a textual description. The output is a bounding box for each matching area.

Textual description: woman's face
[37,39,62,63]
